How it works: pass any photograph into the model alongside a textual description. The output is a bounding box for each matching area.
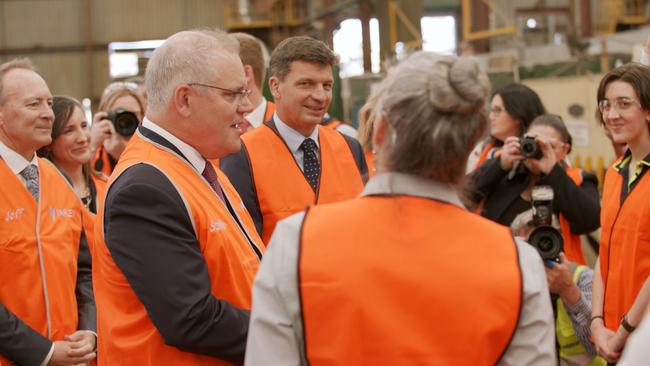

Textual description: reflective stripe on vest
[560,167,586,264]
[299,196,522,365]
[0,158,82,365]
[243,123,364,243]
[93,132,264,365]
[600,163,650,330]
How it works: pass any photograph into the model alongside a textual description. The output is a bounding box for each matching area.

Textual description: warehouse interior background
[1,0,649,186]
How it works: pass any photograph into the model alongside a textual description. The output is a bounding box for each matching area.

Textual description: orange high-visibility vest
[263,100,275,123]
[79,174,107,255]
[364,150,375,179]
[92,147,113,177]
[299,195,522,365]
[600,163,650,330]
[0,158,83,365]
[560,167,586,264]
[242,123,364,243]
[93,132,264,366]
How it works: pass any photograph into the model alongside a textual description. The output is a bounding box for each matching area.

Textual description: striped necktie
[19,164,39,202]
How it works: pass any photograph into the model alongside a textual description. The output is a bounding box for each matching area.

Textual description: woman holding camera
[470,114,600,264]
[90,81,145,176]
[245,52,555,365]
[38,96,107,250]
[590,63,650,363]
[466,83,546,172]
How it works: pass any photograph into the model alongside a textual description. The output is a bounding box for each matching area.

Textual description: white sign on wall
[565,119,590,147]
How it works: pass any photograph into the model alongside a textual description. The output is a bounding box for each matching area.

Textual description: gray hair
[377,52,490,185]
[0,58,35,104]
[145,29,239,113]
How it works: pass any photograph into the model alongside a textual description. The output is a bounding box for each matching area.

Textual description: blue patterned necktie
[300,138,320,192]
[19,164,39,202]
[202,160,225,202]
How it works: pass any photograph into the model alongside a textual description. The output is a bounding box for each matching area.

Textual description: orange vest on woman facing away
[242,123,364,243]
[560,167,587,264]
[599,164,650,330]
[299,195,523,365]
[93,133,264,366]
[0,159,83,366]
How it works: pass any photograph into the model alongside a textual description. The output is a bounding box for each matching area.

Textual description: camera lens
[519,137,543,159]
[107,108,139,137]
[528,226,563,261]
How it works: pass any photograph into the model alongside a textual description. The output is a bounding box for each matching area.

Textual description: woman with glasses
[467,83,546,172]
[90,81,146,176]
[591,63,650,363]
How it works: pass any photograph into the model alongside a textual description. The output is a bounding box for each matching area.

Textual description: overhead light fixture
[526,18,537,29]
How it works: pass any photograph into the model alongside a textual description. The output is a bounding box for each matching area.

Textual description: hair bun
[428,56,490,114]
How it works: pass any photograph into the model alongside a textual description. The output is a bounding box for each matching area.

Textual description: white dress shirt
[142,118,206,173]
[273,113,320,171]
[246,98,268,128]
[245,172,556,365]
[0,138,39,185]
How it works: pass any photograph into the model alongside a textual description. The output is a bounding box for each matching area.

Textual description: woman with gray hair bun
[244,52,555,366]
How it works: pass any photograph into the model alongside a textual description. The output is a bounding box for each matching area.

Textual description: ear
[268,76,280,99]
[243,65,255,86]
[173,84,193,117]
[372,114,389,151]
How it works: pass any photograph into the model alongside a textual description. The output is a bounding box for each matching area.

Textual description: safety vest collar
[362,172,465,208]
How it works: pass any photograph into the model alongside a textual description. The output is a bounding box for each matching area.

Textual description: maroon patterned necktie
[202,160,225,201]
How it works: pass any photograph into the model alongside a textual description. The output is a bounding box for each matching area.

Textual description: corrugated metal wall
[0,0,226,103]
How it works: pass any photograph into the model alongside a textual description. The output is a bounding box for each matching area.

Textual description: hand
[523,136,557,175]
[608,327,629,355]
[545,253,581,306]
[90,112,113,152]
[499,136,524,171]
[48,337,96,366]
[591,322,621,362]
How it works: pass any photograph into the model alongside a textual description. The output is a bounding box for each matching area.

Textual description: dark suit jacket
[220,120,368,236]
[470,157,601,234]
[102,126,257,365]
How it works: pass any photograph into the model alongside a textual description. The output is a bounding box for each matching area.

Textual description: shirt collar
[0,138,38,175]
[142,118,206,173]
[246,98,267,128]
[273,112,319,154]
[614,148,650,172]
[362,172,465,209]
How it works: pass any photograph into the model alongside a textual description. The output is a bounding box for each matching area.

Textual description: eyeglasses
[188,83,251,105]
[598,97,640,114]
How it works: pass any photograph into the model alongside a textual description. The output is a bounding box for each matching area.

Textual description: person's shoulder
[107,163,179,203]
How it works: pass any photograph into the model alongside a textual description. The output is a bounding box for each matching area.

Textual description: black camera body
[107,108,139,137]
[528,186,563,261]
[520,136,543,159]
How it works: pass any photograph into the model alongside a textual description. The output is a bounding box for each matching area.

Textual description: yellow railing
[572,155,618,191]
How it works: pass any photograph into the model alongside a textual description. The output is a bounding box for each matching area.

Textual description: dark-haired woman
[38,96,107,249]
[591,62,650,363]
[467,83,546,172]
